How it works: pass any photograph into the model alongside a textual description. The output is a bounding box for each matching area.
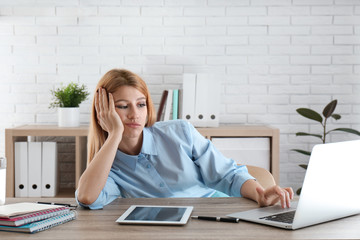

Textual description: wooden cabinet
[5,124,279,197]
[211,137,271,170]
[196,125,279,183]
[5,125,88,197]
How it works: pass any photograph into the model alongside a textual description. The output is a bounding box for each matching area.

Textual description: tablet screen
[116,205,193,225]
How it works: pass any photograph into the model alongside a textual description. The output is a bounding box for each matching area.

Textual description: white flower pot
[58,107,80,127]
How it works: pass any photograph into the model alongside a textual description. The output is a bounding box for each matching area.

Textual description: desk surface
[3,197,360,240]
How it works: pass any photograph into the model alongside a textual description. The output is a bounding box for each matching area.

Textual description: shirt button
[159,183,164,187]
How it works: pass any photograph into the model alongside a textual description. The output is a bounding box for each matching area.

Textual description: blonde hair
[87,69,156,164]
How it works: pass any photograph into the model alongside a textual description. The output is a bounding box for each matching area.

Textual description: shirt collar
[114,127,158,171]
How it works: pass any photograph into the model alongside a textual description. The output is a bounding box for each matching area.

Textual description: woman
[76,69,293,210]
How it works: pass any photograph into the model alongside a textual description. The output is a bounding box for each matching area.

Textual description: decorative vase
[58,107,80,127]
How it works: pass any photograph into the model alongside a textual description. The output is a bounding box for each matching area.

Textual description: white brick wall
[0,0,359,191]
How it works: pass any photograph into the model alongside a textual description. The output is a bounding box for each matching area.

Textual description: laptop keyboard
[260,210,296,224]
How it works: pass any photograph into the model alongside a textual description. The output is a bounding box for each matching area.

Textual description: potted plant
[292,99,360,194]
[49,82,90,127]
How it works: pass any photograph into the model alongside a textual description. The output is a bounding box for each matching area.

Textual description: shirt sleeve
[75,175,121,210]
[185,122,255,197]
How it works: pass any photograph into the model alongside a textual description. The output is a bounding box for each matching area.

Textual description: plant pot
[58,107,80,127]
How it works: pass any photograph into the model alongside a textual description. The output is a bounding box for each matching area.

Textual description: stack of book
[157,89,182,121]
[0,202,76,233]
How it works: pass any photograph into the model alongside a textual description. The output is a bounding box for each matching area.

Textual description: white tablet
[116,205,193,225]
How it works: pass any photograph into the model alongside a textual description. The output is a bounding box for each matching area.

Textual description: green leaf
[328,128,360,136]
[296,108,323,123]
[299,164,308,170]
[322,100,337,118]
[331,114,341,120]
[291,149,311,156]
[49,82,90,108]
[296,132,323,139]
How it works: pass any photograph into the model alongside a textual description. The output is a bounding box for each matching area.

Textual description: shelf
[56,188,76,198]
[5,125,88,197]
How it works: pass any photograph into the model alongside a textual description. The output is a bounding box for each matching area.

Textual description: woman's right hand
[77,88,123,205]
[95,88,124,140]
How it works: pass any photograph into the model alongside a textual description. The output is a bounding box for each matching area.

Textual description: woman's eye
[116,105,128,109]
[138,103,146,108]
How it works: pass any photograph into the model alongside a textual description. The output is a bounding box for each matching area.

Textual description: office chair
[246,165,276,189]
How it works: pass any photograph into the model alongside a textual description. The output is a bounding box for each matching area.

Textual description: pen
[191,216,239,223]
[37,201,77,209]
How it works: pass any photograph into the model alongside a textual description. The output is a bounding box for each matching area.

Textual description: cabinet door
[211,137,270,170]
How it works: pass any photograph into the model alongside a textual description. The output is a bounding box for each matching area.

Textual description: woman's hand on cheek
[95,88,124,138]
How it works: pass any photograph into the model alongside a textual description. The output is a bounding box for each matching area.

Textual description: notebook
[228,140,360,230]
[0,202,64,218]
[0,210,77,233]
[0,206,70,226]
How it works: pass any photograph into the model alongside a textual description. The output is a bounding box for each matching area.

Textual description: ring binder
[181,74,220,127]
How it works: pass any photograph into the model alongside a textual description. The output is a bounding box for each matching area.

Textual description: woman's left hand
[256,185,294,208]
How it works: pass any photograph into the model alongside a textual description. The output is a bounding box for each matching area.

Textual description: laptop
[228,140,360,230]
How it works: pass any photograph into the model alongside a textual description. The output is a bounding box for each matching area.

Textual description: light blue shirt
[76,120,255,209]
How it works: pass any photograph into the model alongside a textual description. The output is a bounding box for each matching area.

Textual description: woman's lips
[125,123,141,128]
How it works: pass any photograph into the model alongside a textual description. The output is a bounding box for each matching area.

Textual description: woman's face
[112,85,148,140]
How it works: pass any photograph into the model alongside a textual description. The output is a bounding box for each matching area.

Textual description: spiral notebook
[0,202,64,218]
[0,207,70,226]
[0,210,77,233]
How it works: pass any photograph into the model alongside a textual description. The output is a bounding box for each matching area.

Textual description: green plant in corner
[49,82,90,108]
[293,99,360,195]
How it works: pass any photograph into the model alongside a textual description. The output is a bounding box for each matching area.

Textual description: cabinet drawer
[211,137,270,171]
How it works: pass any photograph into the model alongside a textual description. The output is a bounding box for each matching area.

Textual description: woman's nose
[127,105,139,120]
